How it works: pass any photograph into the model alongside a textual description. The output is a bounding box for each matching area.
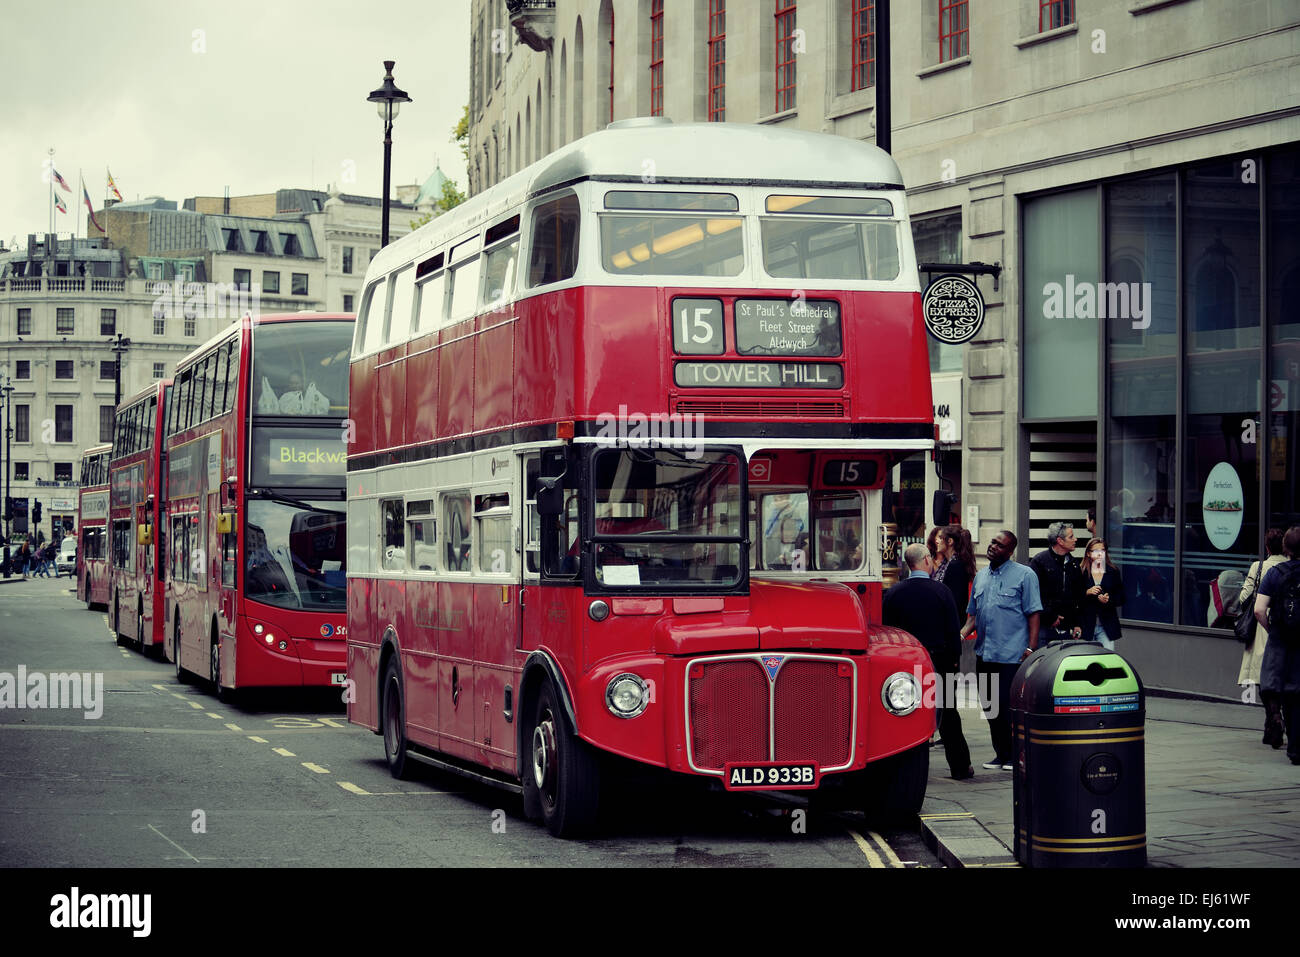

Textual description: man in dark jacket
[1029,521,1084,642]
[883,543,973,779]
[1254,525,1300,766]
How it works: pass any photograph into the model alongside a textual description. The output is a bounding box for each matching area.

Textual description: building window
[13,462,28,482]
[343,294,355,312]
[17,308,32,336]
[851,0,875,90]
[939,0,968,62]
[55,360,74,380]
[153,316,166,336]
[100,309,116,335]
[913,211,964,374]
[54,462,73,482]
[99,406,114,444]
[184,318,196,337]
[252,231,270,254]
[649,0,664,116]
[153,362,165,379]
[775,1,797,112]
[55,405,73,443]
[147,261,163,280]
[708,0,726,121]
[15,360,30,380]
[282,234,301,256]
[342,247,354,275]
[15,405,30,442]
[99,360,115,380]
[1039,0,1074,31]
[292,273,309,296]
[234,268,252,289]
[56,308,75,335]
[262,270,280,294]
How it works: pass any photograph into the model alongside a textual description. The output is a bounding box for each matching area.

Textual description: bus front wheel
[381,658,410,779]
[209,629,231,703]
[525,681,600,838]
[173,616,190,685]
[861,744,929,824]
[113,596,126,647]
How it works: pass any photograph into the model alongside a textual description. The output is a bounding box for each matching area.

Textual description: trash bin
[1010,642,1145,867]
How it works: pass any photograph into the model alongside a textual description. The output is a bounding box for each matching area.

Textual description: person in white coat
[1240,527,1287,748]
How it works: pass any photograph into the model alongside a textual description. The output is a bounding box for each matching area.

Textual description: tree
[453,103,469,164]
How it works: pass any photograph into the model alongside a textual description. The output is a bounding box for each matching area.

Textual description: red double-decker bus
[108,381,171,653]
[165,313,351,697]
[346,120,937,836]
[76,444,111,610]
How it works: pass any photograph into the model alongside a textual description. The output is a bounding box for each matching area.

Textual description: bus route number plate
[723,762,819,791]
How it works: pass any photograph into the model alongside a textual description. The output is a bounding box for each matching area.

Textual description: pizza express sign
[923,275,985,345]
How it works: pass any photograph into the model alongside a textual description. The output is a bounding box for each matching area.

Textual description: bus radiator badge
[762,656,785,681]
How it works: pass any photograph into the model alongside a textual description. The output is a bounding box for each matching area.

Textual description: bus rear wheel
[861,744,929,825]
[84,576,92,610]
[524,681,600,838]
[381,658,410,780]
[113,596,126,647]
[210,630,231,703]
[173,616,190,685]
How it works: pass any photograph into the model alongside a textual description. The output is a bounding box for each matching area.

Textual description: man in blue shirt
[960,530,1042,770]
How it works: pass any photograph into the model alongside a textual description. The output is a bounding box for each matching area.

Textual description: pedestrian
[933,524,976,619]
[17,541,31,579]
[883,543,973,779]
[48,542,62,578]
[960,530,1043,770]
[1029,521,1084,642]
[1253,525,1300,765]
[1077,538,1125,650]
[1240,528,1287,748]
[1085,507,1097,540]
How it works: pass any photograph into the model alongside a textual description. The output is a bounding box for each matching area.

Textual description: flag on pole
[82,183,101,232]
[52,168,71,193]
[54,194,67,214]
[107,168,123,201]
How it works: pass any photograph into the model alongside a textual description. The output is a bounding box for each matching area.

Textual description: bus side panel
[349,355,379,458]
[843,291,932,423]
[375,343,406,452]
[406,332,440,448]
[436,578,479,763]
[515,289,577,426]
[346,576,378,731]
[403,578,439,740]
[474,664,519,774]
[437,323,475,441]
[473,318,513,435]
[474,583,519,772]
[579,286,667,419]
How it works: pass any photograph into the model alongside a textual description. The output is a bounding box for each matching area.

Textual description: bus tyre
[381,658,410,780]
[210,630,231,703]
[113,597,126,647]
[173,616,190,685]
[525,681,600,838]
[84,576,92,611]
[861,744,929,824]
[137,606,147,656]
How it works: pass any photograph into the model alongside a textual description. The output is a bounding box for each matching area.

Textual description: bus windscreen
[252,320,351,417]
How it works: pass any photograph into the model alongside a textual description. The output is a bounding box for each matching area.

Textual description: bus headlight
[605,674,649,718]
[881,672,921,716]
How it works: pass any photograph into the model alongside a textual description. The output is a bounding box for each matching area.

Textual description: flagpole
[78,170,83,240]
[48,147,54,243]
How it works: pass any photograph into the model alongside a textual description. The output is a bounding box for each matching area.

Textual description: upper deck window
[606,190,737,212]
[252,320,351,417]
[760,197,900,281]
[527,192,581,288]
[601,213,743,277]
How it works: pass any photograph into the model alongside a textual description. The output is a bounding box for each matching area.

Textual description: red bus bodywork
[76,445,111,609]
[165,313,351,693]
[347,122,937,834]
[109,381,171,652]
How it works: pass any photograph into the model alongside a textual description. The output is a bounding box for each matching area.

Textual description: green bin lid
[1011,643,1144,712]
[1052,653,1139,696]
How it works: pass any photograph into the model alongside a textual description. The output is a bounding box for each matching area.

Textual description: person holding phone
[1077,538,1125,650]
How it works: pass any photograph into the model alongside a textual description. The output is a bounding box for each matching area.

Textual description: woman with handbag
[1078,539,1125,649]
[1239,528,1286,748]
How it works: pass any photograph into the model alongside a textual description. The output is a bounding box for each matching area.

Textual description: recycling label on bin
[1053,693,1140,714]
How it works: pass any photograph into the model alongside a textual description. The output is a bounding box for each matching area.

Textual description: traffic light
[32,501,42,524]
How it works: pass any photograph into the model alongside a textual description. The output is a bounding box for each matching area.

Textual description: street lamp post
[108,332,131,407]
[367,60,412,248]
[1,374,12,541]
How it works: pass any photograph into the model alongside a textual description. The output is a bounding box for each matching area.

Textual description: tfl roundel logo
[320,624,336,638]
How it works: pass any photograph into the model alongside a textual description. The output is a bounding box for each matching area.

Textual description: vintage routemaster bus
[165,313,351,696]
[77,444,112,610]
[346,120,937,836]
[109,380,171,653]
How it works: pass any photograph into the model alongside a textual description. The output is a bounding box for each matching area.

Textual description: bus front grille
[687,656,855,773]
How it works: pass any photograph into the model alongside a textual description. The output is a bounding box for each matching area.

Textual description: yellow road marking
[206,713,222,720]
[338,782,370,795]
[152,684,169,691]
[188,702,204,710]
[224,723,242,732]
[171,693,188,701]
[846,829,885,868]
[247,736,268,743]
[866,829,905,867]
[302,762,329,774]
[317,717,347,728]
[273,747,295,757]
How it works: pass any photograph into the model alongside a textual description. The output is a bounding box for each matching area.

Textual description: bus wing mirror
[218,512,236,535]
[137,523,153,546]
[536,477,564,516]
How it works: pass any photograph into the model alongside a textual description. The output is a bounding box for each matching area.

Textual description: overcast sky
[0,0,470,245]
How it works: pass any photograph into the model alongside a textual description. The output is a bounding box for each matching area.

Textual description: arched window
[597,1,614,125]
[558,40,569,147]
[574,17,585,140]
[650,0,664,116]
[525,98,532,167]
[536,79,544,157]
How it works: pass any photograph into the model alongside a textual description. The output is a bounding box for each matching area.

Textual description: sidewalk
[920,696,1300,868]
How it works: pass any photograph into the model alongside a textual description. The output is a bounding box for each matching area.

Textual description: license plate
[722,763,819,791]
[329,673,347,686]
